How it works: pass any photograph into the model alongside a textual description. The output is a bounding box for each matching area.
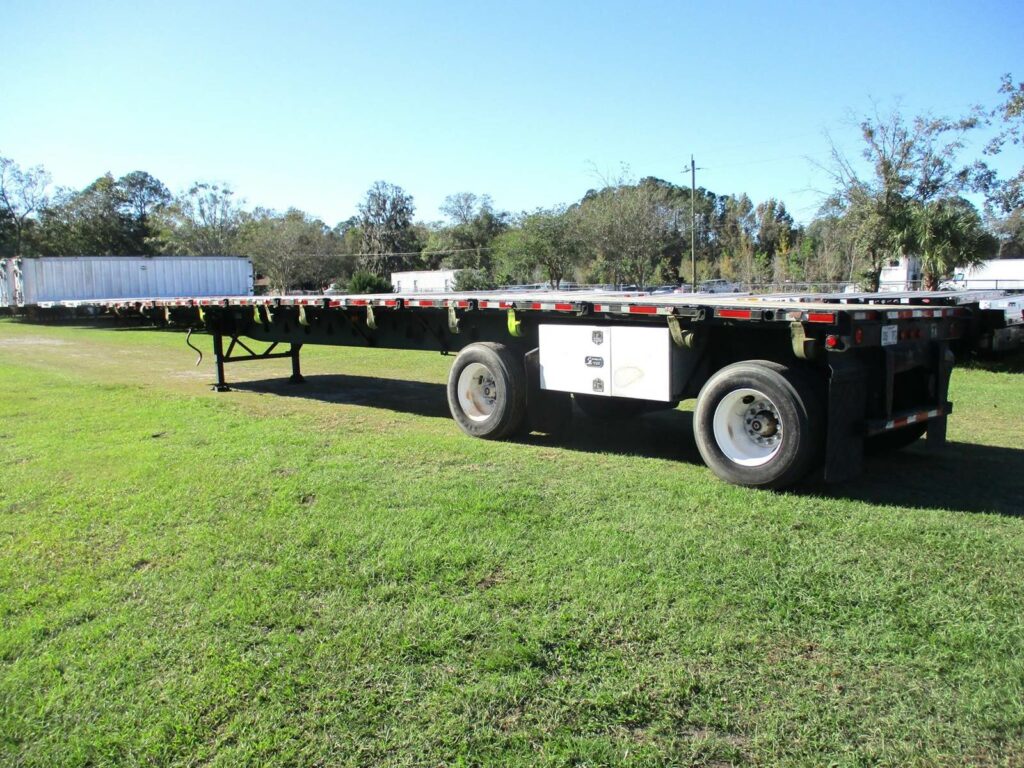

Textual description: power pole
[690,155,697,286]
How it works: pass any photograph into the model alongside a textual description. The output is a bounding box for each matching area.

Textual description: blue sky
[3,0,1022,225]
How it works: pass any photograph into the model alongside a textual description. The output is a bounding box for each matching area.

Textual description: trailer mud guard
[523,348,572,435]
[926,345,955,446]
[823,357,866,482]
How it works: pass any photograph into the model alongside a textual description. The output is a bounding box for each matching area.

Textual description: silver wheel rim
[712,388,783,467]
[457,362,500,422]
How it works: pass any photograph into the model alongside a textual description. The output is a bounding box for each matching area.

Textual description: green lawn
[1,318,1023,767]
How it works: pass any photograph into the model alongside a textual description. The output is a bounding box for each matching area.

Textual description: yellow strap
[507,308,522,337]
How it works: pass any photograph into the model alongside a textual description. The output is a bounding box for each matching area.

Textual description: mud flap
[926,345,955,448]
[824,357,866,482]
[524,348,572,435]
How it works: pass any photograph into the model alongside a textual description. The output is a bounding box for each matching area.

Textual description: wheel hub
[746,404,779,442]
[457,362,500,422]
[713,389,784,467]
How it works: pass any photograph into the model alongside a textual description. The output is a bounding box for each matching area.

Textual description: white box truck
[941,259,1024,291]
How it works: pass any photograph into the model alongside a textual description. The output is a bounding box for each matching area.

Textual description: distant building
[391,269,460,293]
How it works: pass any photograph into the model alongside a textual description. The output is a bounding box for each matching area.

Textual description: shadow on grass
[960,350,1024,375]
[233,374,702,461]
[231,374,453,419]
[232,374,1024,516]
[803,443,1024,517]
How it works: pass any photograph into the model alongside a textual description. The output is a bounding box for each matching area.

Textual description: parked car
[648,284,695,295]
[697,279,743,293]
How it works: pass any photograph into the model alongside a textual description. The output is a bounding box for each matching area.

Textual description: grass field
[1,317,1023,767]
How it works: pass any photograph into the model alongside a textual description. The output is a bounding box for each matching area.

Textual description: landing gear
[208,329,304,392]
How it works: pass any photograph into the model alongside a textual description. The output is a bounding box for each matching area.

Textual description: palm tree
[909,198,998,290]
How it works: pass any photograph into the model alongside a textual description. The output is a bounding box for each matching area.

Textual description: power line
[346,246,495,259]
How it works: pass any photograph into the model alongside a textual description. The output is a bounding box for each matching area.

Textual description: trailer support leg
[289,343,304,384]
[212,331,230,392]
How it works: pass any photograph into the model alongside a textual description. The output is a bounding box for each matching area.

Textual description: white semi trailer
[0,256,254,309]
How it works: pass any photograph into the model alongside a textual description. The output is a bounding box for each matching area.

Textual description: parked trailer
[62,289,967,490]
[0,256,254,309]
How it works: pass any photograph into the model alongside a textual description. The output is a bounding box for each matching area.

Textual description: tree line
[1,74,1021,293]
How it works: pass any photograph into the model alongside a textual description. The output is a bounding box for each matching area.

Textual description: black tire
[447,342,528,439]
[693,360,823,489]
[865,422,927,455]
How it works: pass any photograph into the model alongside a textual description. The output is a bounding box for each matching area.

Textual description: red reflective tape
[416,300,435,307]
[350,299,367,306]
[456,300,470,308]
[328,300,342,307]
[627,305,658,315]
[384,299,398,307]
[530,302,543,310]
[807,312,836,324]
[554,303,574,311]
[717,308,752,320]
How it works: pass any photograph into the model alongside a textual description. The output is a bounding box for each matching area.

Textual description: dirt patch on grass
[0,337,71,347]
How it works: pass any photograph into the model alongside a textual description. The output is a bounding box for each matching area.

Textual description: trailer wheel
[693,361,822,489]
[865,422,927,454]
[447,342,528,439]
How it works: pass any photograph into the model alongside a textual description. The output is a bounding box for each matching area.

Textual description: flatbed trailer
[63,288,971,490]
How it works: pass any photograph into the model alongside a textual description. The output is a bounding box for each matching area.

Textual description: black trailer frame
[80,289,965,488]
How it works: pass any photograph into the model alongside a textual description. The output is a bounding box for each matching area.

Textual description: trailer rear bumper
[866,403,952,436]
[823,344,954,483]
